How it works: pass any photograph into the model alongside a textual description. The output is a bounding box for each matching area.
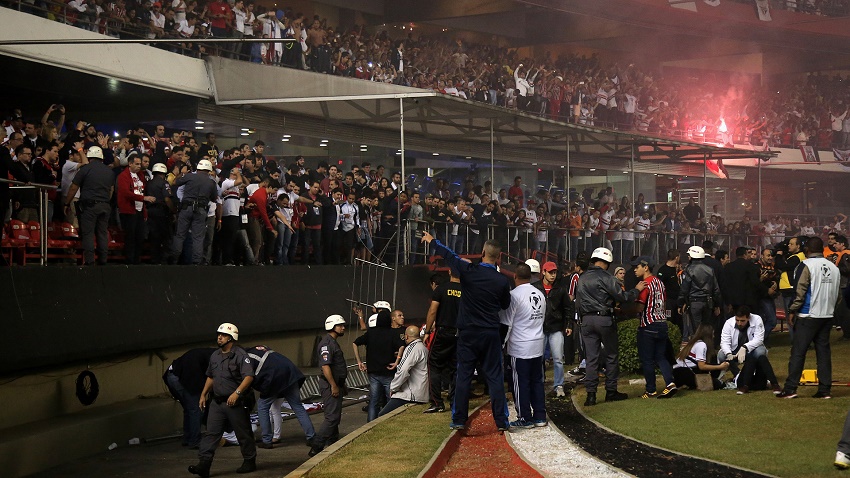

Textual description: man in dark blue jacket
[245,346,315,448]
[163,348,216,448]
[422,231,512,431]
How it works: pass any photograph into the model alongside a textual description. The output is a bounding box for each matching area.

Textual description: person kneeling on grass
[378,325,429,416]
[718,306,781,395]
[632,256,678,399]
[673,323,730,390]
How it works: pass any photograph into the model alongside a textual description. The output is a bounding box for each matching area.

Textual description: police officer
[189,323,256,477]
[63,146,114,265]
[309,315,348,457]
[171,159,218,265]
[145,162,173,264]
[677,245,722,341]
[575,247,645,406]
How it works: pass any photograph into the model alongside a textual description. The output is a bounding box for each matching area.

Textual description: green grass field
[307,399,486,478]
[574,330,850,478]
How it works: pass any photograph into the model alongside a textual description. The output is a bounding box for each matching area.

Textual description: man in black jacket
[163,348,216,448]
[721,246,761,313]
[532,261,573,397]
[352,311,405,422]
[678,245,721,341]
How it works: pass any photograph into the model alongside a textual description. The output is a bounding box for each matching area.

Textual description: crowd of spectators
[1,103,847,267]
[5,0,850,150]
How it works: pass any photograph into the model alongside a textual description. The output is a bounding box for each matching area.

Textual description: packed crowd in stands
[5,0,850,149]
[1,104,848,266]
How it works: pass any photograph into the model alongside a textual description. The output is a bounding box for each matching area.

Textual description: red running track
[435,407,542,478]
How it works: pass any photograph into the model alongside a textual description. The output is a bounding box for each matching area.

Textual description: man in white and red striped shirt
[633,256,677,399]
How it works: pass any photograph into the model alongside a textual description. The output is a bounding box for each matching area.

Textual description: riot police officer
[575,247,645,406]
[64,146,114,265]
[145,162,173,264]
[309,315,348,457]
[189,323,256,477]
[171,159,218,265]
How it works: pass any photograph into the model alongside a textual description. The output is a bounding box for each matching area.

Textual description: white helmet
[373,300,391,311]
[152,163,167,174]
[217,322,239,341]
[197,159,213,171]
[687,245,706,259]
[86,146,103,160]
[525,258,540,273]
[325,314,346,331]
[591,247,614,263]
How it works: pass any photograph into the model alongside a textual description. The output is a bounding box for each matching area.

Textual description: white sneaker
[836,451,850,470]
[555,386,565,397]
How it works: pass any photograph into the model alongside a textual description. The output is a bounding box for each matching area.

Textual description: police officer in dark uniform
[189,323,256,477]
[421,231,512,432]
[145,162,173,264]
[309,315,348,457]
[423,268,462,413]
[575,247,645,406]
[64,146,114,265]
[171,159,218,265]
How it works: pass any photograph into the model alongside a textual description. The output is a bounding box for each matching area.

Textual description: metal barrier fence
[402,219,796,267]
[2,177,58,265]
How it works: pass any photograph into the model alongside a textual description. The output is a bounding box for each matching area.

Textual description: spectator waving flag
[755,0,772,21]
[704,0,720,6]
[801,146,820,163]
[833,149,850,168]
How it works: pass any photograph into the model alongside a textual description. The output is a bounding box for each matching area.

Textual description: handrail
[0,177,59,189]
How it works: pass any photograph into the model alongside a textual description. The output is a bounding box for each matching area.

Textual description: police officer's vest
[779,252,806,290]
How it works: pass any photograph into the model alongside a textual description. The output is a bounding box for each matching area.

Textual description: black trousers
[147,213,171,264]
[120,211,145,264]
[219,216,241,265]
[198,399,256,462]
[428,328,457,408]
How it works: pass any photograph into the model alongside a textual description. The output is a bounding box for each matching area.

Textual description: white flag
[704,0,720,6]
[755,0,772,21]
[668,0,698,12]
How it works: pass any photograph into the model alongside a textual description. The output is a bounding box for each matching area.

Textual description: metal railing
[402,218,807,267]
[2,177,59,265]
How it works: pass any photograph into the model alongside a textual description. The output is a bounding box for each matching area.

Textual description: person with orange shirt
[567,204,582,260]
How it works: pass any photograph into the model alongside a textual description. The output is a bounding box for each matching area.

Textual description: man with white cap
[170,159,219,265]
[189,323,256,477]
[677,245,721,341]
[310,315,348,457]
[145,162,174,264]
[356,300,392,329]
[64,146,114,265]
[575,247,645,406]
[525,258,540,282]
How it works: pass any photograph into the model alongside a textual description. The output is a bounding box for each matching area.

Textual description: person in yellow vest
[774,236,806,337]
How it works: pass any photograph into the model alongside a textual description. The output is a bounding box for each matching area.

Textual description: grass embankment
[574,331,850,478]
[307,398,486,478]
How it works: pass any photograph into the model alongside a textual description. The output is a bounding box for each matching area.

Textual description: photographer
[774,236,806,332]
[756,247,780,344]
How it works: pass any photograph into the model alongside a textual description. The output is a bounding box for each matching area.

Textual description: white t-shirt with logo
[674,340,707,369]
[499,283,546,359]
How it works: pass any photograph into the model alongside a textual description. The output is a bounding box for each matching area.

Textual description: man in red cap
[532,261,572,397]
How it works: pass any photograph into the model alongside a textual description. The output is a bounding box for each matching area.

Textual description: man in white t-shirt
[61,148,88,227]
[500,262,547,429]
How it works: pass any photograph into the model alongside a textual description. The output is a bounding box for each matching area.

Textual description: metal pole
[0,38,296,46]
[490,119,495,201]
[566,135,571,205]
[758,158,762,221]
[630,142,635,214]
[703,153,707,214]
[393,98,404,306]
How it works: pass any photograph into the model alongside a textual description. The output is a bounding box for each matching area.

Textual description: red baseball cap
[542,261,558,272]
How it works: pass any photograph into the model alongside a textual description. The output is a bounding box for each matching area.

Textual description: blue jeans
[257,382,315,444]
[546,331,565,389]
[569,236,579,260]
[164,371,201,447]
[378,398,415,417]
[759,297,777,344]
[368,374,393,422]
[274,223,293,265]
[637,322,674,393]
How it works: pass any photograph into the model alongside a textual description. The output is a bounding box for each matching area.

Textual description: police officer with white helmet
[170,159,219,265]
[310,315,348,456]
[575,247,645,406]
[189,323,256,477]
